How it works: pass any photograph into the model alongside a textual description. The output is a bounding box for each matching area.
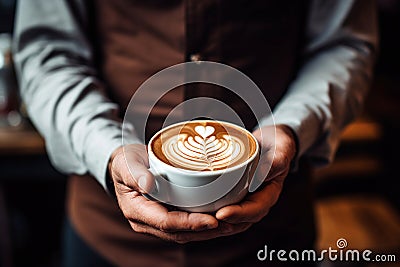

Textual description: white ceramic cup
[146,120,260,212]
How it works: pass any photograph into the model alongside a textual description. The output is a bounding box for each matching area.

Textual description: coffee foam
[151,121,256,171]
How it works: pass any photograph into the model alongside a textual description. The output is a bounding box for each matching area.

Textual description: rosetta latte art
[162,125,246,171]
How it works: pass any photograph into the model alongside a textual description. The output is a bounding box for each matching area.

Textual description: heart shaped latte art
[161,124,246,171]
[194,125,215,138]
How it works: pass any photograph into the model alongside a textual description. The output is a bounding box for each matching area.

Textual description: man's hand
[215,125,297,224]
[108,144,252,243]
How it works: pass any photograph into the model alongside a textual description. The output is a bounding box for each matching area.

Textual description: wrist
[275,124,298,162]
[106,146,123,196]
[108,146,123,180]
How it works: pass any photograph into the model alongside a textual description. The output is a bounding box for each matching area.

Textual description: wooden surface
[316,195,400,256]
[0,126,45,155]
[340,120,383,143]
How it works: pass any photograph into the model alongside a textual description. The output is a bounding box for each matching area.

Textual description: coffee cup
[146,120,259,212]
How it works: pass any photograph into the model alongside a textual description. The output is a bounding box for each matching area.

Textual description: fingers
[233,125,295,224]
[265,150,291,181]
[249,148,288,192]
[249,149,273,192]
[119,192,219,232]
[252,126,275,152]
[252,124,296,180]
[129,220,252,244]
[125,162,155,193]
[113,144,255,243]
[123,144,149,167]
[114,145,155,193]
[216,179,283,224]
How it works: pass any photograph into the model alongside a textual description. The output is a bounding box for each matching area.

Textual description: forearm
[271,44,375,164]
[13,0,141,188]
[259,0,378,166]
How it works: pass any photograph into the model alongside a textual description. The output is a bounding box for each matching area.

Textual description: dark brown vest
[94,0,308,140]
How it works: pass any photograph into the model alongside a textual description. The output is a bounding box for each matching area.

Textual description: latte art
[162,125,246,171]
[151,121,256,171]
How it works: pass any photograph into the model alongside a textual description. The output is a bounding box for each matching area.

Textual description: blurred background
[0,0,399,266]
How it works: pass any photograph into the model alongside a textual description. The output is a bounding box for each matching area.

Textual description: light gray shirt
[13,0,378,189]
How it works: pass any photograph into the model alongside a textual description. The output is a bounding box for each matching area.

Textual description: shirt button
[190,54,202,62]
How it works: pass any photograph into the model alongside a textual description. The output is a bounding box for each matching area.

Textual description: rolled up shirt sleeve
[259,0,378,166]
[13,0,141,189]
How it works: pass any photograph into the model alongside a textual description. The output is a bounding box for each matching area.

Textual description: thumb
[126,161,156,194]
[121,145,155,194]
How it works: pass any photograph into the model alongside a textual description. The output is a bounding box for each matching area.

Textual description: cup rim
[147,119,259,176]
